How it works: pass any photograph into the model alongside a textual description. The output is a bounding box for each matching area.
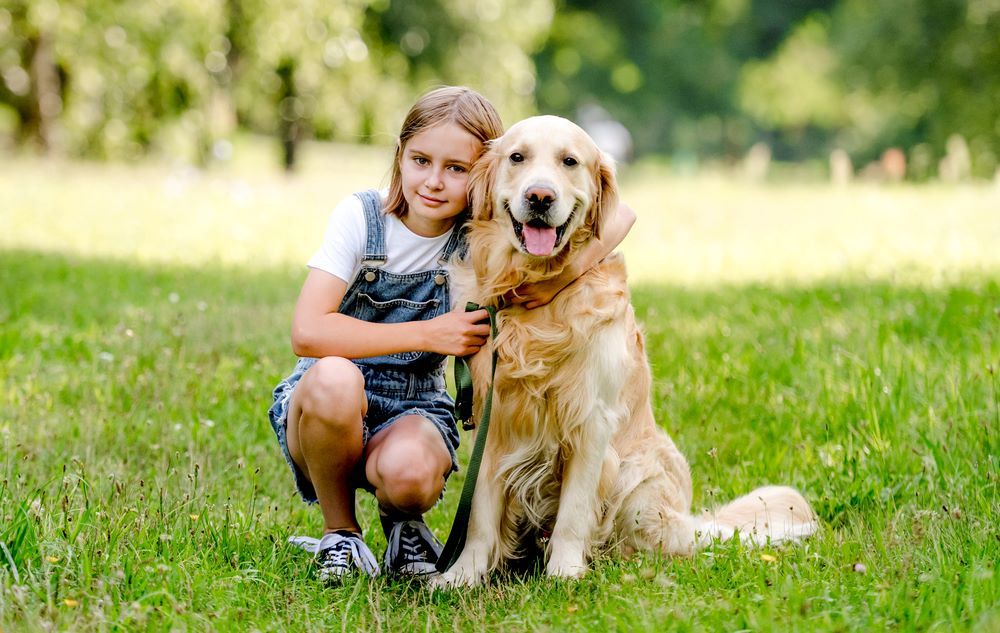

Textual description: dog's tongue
[523,225,557,255]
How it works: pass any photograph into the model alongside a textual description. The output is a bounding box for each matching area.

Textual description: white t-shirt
[307,192,456,284]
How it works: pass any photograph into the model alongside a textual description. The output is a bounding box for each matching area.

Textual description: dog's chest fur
[477,260,632,543]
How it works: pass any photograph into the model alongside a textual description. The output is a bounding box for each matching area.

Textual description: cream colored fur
[435,116,817,588]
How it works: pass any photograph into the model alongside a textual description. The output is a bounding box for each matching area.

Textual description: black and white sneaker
[382,520,443,578]
[314,531,380,583]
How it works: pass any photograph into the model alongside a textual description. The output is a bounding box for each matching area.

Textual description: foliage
[828,0,1000,176]
[0,0,227,160]
[1,0,997,175]
[734,0,1000,176]
[0,0,548,167]
[532,0,840,159]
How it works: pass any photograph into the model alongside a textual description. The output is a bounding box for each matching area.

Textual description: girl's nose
[426,169,444,190]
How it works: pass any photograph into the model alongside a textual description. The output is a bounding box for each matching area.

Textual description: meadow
[1,144,998,631]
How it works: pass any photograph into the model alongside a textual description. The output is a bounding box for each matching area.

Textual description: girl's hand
[505,266,577,310]
[424,308,491,356]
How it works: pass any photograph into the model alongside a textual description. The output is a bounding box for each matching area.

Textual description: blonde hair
[384,86,504,218]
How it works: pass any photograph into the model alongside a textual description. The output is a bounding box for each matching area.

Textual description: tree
[830,0,999,177]
[532,0,837,159]
[0,0,227,161]
[0,0,553,167]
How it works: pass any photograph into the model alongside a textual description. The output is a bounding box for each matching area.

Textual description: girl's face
[398,122,482,237]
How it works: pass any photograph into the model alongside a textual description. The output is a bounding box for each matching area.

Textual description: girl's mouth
[419,193,447,204]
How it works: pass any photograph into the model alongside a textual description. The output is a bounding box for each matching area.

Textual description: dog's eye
[563,156,578,167]
[509,152,524,163]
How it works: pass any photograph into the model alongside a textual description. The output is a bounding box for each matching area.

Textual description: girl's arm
[507,201,637,309]
[290,269,491,359]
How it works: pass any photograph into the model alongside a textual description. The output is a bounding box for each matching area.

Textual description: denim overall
[268,189,465,503]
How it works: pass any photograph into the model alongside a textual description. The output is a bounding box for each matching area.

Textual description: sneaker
[382,519,443,577]
[314,530,380,583]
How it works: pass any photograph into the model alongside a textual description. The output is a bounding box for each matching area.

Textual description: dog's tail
[695,485,818,547]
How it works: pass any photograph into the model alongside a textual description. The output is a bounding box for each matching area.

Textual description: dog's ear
[468,139,500,221]
[589,151,619,241]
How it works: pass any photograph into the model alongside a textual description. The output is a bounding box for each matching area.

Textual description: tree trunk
[26,31,62,152]
[276,59,300,172]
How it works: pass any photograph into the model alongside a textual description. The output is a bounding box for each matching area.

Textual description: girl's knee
[375,449,445,514]
[297,357,365,426]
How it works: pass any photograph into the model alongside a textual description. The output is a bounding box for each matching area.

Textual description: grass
[1,147,999,631]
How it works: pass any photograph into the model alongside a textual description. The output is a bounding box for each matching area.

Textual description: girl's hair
[384,86,504,218]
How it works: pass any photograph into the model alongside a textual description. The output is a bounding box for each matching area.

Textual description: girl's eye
[414,156,429,165]
[563,156,578,167]
[509,152,524,163]
[448,165,467,173]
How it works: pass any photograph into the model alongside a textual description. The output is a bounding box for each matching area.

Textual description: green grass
[1,151,999,630]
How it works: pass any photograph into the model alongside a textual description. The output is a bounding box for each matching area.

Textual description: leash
[436,302,499,573]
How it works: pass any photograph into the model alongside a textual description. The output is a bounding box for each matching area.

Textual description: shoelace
[289,532,380,577]
[386,520,442,567]
[317,543,352,572]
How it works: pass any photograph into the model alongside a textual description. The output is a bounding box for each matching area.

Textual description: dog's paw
[545,552,588,579]
[430,566,486,589]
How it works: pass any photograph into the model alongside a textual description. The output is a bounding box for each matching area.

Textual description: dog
[435,116,817,587]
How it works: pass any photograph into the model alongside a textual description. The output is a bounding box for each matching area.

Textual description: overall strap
[438,213,469,265]
[353,189,387,265]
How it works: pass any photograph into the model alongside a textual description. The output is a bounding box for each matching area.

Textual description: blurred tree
[738,0,1000,177]
[225,0,550,170]
[0,0,551,168]
[1,0,995,176]
[532,0,836,160]
[224,0,375,170]
[0,0,225,161]
[361,0,551,131]
[830,0,999,177]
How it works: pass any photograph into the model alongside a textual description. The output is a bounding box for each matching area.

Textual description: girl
[268,86,636,582]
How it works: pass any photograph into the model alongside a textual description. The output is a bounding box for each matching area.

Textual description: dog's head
[469,115,617,258]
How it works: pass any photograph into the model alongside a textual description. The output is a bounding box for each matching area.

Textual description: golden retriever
[436,116,817,587]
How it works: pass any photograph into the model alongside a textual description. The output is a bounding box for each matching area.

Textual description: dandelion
[168,292,180,304]
[98,351,114,362]
[63,599,79,608]
[760,553,777,563]
[189,514,200,521]
[46,556,60,563]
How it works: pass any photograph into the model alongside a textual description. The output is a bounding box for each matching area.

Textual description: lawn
[1,147,998,631]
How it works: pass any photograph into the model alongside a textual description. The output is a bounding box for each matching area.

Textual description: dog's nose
[525,186,557,213]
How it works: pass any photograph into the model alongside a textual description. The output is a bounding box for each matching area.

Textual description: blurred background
[2,0,998,180]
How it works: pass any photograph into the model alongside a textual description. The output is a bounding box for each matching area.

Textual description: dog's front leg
[432,453,504,588]
[546,403,617,579]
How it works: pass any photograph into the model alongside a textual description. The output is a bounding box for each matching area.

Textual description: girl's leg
[286,357,367,534]
[363,414,452,517]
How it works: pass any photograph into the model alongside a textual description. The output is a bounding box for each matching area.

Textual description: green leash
[436,302,499,573]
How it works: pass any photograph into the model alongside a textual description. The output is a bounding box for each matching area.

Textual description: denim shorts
[267,357,460,504]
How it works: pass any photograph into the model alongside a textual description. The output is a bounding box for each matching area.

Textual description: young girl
[268,86,636,582]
